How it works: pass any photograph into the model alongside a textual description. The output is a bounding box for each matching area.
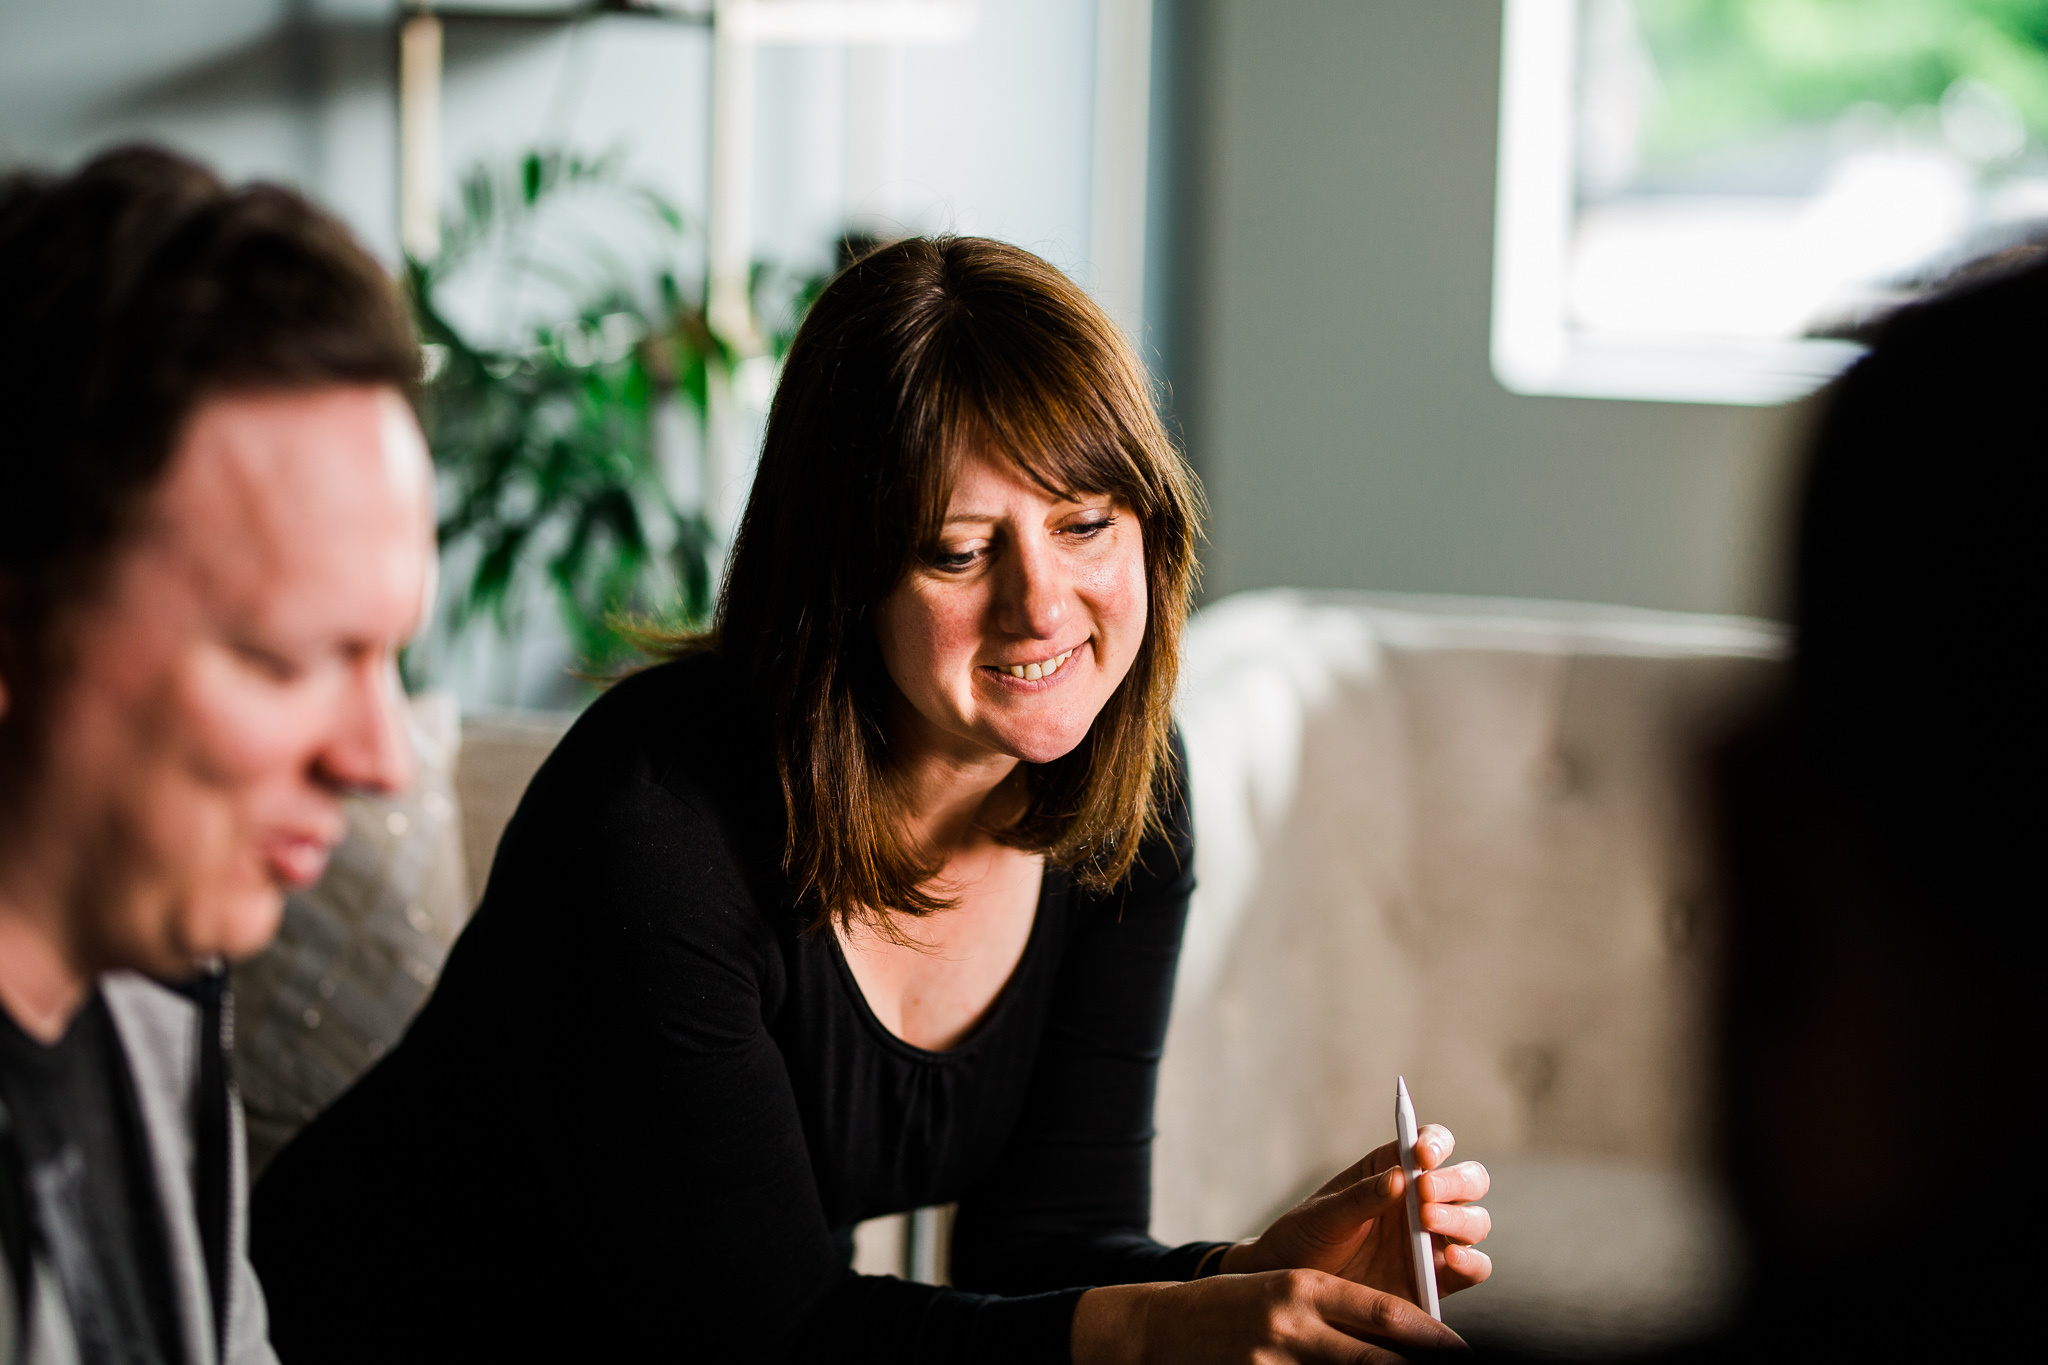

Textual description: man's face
[32,387,433,978]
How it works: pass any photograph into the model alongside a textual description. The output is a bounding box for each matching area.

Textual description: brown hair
[697,236,1202,933]
[0,145,418,731]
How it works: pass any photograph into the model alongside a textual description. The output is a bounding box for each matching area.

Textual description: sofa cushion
[1155,590,1781,1350]
[452,710,575,905]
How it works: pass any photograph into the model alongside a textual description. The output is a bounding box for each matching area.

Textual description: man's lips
[263,831,340,889]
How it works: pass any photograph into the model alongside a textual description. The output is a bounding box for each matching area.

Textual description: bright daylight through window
[1494,0,2048,404]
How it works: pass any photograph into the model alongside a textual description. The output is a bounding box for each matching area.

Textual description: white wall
[1166,0,1816,618]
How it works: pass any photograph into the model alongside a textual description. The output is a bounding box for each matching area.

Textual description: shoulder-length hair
[697,235,1201,934]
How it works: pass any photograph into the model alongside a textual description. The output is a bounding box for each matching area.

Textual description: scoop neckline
[825,863,1061,1063]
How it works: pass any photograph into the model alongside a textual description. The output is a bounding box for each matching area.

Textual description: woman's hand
[1221,1126,1492,1303]
[1072,1271,1467,1365]
[1069,1128,1490,1363]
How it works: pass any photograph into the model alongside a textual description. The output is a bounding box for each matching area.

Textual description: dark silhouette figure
[1706,258,2043,1361]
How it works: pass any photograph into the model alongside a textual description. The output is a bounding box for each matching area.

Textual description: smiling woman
[707,237,1195,935]
[251,237,1490,1365]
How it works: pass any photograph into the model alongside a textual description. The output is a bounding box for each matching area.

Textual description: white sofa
[247,589,1784,1356]
[1158,591,1781,1353]
[1161,589,1782,1219]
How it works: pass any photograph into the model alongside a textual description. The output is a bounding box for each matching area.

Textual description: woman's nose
[996,537,1069,640]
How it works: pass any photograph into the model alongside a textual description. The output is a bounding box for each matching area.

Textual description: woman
[252,237,1491,1362]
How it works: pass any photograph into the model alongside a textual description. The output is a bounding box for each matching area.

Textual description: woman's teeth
[1004,648,1075,681]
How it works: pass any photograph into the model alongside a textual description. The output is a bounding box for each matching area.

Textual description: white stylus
[1395,1076,1441,1320]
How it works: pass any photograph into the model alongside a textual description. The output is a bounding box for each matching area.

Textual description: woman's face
[874,447,1148,769]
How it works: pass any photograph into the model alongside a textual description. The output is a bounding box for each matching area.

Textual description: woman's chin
[994,722,1096,767]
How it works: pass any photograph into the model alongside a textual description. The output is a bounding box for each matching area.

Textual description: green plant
[1636,0,2048,166]
[408,150,824,685]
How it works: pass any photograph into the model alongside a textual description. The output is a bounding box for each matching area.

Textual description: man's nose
[996,536,1069,640]
[318,655,415,797]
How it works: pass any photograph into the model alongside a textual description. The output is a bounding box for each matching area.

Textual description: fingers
[1319,1127,1460,1201]
[1437,1243,1493,1294]
[1417,1160,1487,1207]
[1312,1140,1402,1199]
[1316,1154,1480,1235]
[1279,1320,1415,1365]
[1265,1298,1419,1365]
[1317,1326,1428,1365]
[1308,1271,1468,1354]
[1420,1199,1490,1247]
[1339,1344,1412,1365]
[1317,1165,1403,1223]
[1170,1269,1468,1363]
[1322,1127,1461,1194]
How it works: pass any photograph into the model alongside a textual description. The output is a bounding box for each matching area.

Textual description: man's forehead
[170,388,419,506]
[147,387,432,609]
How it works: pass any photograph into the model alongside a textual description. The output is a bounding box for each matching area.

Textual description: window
[1493,0,2048,404]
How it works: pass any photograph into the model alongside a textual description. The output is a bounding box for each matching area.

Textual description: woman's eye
[1065,515,1117,539]
[932,547,982,571]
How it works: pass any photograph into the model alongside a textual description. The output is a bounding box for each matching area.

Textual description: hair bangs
[909,297,1170,558]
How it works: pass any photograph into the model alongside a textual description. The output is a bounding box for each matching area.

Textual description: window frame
[1489,0,1865,406]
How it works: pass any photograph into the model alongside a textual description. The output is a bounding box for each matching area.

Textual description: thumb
[1294,1164,1405,1243]
[1240,1165,1406,1273]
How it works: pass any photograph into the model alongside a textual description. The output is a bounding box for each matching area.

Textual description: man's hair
[1788,256,2043,906]
[667,235,1203,934]
[1709,258,2041,1354]
[0,144,418,709]
[1718,260,2045,1023]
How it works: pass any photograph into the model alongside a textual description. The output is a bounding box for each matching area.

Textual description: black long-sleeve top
[251,652,1220,1363]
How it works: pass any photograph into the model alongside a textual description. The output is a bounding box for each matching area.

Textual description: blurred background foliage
[408,149,826,683]
[1636,0,2048,166]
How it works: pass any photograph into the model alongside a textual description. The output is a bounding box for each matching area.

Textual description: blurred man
[0,148,432,1364]
[1708,256,2042,1360]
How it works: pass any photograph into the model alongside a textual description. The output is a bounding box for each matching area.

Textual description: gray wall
[1166,0,1818,618]
[0,1,401,248]
[4,0,1816,629]
[0,0,1103,706]
[0,1,1098,280]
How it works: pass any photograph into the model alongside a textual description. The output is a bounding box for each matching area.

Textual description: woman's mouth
[980,640,1088,690]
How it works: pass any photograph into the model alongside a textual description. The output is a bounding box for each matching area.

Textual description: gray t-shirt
[0,992,180,1365]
